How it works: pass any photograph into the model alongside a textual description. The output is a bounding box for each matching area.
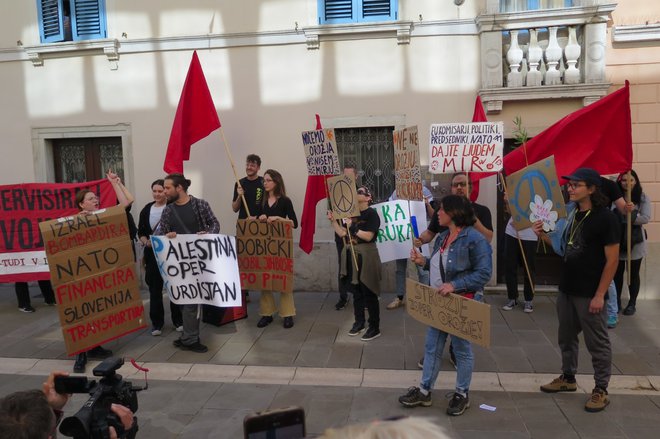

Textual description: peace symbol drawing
[327,174,360,219]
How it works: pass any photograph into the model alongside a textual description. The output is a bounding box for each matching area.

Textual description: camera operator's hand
[109,403,135,439]
[42,371,70,411]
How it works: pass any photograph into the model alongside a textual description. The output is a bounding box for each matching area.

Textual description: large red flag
[469,96,488,201]
[163,51,221,174]
[299,114,333,254]
[473,81,632,185]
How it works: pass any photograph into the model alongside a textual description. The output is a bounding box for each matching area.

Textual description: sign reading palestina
[505,155,567,231]
[151,234,242,307]
[429,122,504,173]
[406,279,491,348]
[39,205,146,356]
[373,200,430,263]
[301,128,341,176]
[326,173,360,219]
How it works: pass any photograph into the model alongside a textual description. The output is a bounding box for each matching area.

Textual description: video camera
[55,357,145,439]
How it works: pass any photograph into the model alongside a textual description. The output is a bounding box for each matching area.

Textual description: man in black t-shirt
[535,168,619,413]
[232,154,264,303]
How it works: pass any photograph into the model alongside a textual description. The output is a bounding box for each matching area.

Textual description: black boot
[73,353,87,373]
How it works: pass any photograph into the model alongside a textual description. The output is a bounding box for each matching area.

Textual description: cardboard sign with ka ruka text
[236,219,294,294]
[39,205,146,356]
[406,279,491,348]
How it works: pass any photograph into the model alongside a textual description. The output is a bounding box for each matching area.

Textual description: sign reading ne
[393,126,423,201]
[0,179,114,282]
[327,173,360,219]
[236,219,294,294]
[302,128,340,176]
[406,279,491,348]
[39,206,146,356]
[151,234,242,307]
[506,156,566,231]
[429,122,504,174]
[373,200,429,263]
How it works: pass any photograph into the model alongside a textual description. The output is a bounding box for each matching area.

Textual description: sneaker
[607,315,617,329]
[417,357,424,369]
[361,327,381,341]
[386,297,405,310]
[45,301,56,306]
[173,339,183,348]
[398,386,432,407]
[335,298,348,310]
[524,301,534,313]
[623,304,636,316]
[540,375,578,393]
[502,299,517,311]
[178,342,209,353]
[585,387,609,412]
[19,306,36,313]
[87,346,113,359]
[283,316,294,329]
[175,325,184,332]
[257,316,273,328]
[348,322,365,336]
[73,353,87,373]
[446,392,470,416]
[151,328,162,336]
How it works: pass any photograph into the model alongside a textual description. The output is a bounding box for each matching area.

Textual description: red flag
[299,114,333,254]
[163,51,221,174]
[469,96,488,201]
[473,81,632,185]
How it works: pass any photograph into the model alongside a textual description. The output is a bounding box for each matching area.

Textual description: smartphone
[243,406,305,439]
[54,376,90,394]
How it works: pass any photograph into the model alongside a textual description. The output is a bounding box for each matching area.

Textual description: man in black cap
[533,167,619,412]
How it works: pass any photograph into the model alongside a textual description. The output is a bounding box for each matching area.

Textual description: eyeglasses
[451,182,468,188]
[357,190,367,195]
[567,182,586,190]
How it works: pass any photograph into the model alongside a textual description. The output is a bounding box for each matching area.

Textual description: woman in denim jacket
[399,195,492,416]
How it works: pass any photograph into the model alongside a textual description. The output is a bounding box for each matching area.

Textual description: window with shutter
[36,0,106,43]
[500,0,573,13]
[319,0,397,25]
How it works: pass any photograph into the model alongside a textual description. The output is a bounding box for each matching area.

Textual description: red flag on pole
[163,51,221,174]
[469,96,488,201]
[299,114,333,254]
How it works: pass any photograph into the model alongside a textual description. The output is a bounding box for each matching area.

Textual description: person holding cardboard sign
[254,169,298,329]
[399,195,492,416]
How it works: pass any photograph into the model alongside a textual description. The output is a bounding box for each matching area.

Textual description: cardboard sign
[429,122,504,173]
[151,234,242,307]
[393,126,423,201]
[373,200,429,262]
[406,279,491,348]
[39,206,145,356]
[327,173,360,219]
[302,128,341,176]
[506,156,567,231]
[0,179,115,282]
[236,219,294,294]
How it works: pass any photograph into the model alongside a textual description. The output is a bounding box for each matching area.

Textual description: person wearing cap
[329,185,382,341]
[533,167,619,413]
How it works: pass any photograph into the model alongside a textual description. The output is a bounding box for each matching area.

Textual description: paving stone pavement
[1,285,659,438]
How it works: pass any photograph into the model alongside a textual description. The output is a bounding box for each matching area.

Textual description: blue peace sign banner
[505,155,567,231]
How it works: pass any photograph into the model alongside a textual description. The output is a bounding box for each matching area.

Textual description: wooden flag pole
[345,223,359,271]
[219,127,251,217]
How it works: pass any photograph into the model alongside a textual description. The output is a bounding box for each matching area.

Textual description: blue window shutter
[71,0,107,41]
[319,0,354,24]
[360,0,397,21]
[37,0,65,43]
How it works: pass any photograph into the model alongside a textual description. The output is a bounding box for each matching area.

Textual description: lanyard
[568,209,590,246]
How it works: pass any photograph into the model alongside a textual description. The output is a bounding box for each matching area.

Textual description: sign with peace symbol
[505,155,567,231]
[327,174,360,219]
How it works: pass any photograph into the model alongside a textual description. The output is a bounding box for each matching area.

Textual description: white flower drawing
[529,195,558,232]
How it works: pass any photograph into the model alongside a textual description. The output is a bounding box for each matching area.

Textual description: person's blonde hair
[318,416,449,439]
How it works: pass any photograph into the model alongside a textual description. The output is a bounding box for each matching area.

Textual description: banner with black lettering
[0,179,114,282]
[39,206,146,356]
[151,234,242,307]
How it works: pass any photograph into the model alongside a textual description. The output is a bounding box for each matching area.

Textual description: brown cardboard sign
[406,279,491,348]
[302,128,341,176]
[39,206,146,355]
[236,219,294,294]
[393,126,423,201]
[326,173,360,219]
[505,155,567,231]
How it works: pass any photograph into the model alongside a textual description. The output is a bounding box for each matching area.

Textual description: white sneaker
[524,301,534,313]
[151,328,162,336]
[386,298,405,310]
[502,300,517,311]
[175,326,183,332]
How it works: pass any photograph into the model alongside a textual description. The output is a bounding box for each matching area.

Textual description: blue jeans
[395,259,430,299]
[420,327,473,394]
[606,280,618,319]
